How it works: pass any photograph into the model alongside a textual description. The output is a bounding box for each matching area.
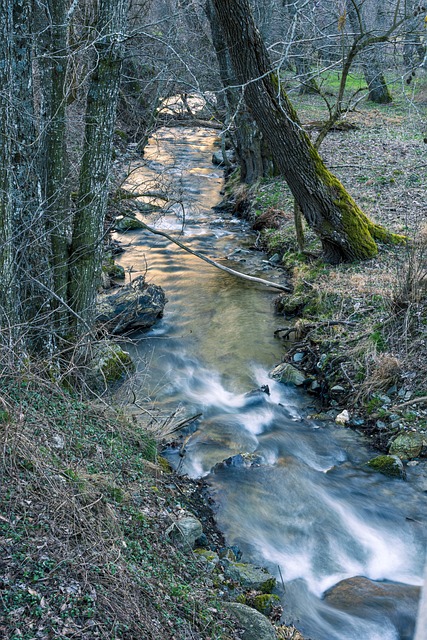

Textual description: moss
[102,348,134,382]
[366,455,405,479]
[157,455,172,473]
[103,259,125,280]
[307,144,405,260]
[252,593,281,616]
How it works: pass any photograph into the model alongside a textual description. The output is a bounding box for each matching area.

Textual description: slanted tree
[212,0,404,263]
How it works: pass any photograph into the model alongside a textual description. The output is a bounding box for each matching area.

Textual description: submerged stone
[323,576,420,640]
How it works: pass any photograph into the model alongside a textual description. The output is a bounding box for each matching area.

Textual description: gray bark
[68,0,129,337]
[12,0,53,350]
[44,0,71,320]
[205,0,274,183]
[283,0,319,95]
[347,0,392,104]
[0,0,18,341]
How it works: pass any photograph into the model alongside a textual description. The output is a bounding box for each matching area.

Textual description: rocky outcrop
[96,276,166,334]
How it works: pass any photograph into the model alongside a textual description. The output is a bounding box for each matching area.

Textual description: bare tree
[212,0,404,263]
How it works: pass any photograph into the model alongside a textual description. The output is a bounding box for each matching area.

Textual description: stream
[114,126,426,640]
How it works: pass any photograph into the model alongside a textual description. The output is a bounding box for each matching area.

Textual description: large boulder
[389,431,425,460]
[96,276,166,334]
[224,603,277,640]
[323,576,420,640]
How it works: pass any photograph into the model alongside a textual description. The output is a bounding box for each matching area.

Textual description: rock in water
[323,576,420,640]
[366,454,406,479]
[269,363,308,386]
[96,276,166,334]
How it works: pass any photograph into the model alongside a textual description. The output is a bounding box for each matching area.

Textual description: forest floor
[243,79,427,460]
[0,374,246,640]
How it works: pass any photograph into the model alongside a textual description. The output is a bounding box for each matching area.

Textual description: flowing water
[114,127,426,640]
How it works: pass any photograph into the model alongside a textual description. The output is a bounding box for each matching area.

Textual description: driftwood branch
[129,217,291,292]
[391,396,427,411]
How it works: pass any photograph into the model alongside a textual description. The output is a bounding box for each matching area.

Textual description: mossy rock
[251,593,281,616]
[103,262,125,280]
[223,561,276,593]
[114,216,145,232]
[269,363,308,387]
[366,455,405,479]
[89,341,135,391]
[224,603,277,640]
[157,455,172,473]
[389,431,424,460]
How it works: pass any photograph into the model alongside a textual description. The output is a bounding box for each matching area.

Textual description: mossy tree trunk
[68,0,128,338]
[212,0,403,263]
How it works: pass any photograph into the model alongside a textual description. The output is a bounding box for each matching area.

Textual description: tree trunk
[347,2,392,104]
[283,0,319,95]
[44,0,71,328]
[205,0,274,183]
[68,0,128,337]
[12,0,53,350]
[212,0,403,263]
[0,0,18,343]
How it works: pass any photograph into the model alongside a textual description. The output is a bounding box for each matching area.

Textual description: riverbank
[0,374,235,639]
[0,369,307,640]
[231,98,427,469]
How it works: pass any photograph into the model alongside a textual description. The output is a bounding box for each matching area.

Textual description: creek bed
[114,126,426,640]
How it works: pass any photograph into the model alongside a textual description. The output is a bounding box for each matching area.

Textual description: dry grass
[0,374,237,640]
